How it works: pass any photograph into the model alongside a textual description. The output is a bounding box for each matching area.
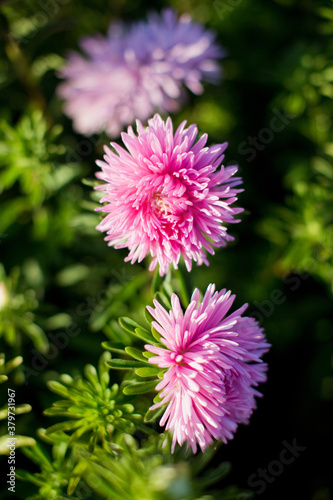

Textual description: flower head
[95,114,243,276]
[144,284,269,453]
[58,9,223,137]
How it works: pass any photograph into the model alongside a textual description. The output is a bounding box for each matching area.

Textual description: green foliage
[17,432,242,500]
[44,352,143,450]
[0,264,48,354]
[17,439,86,500]
[0,352,23,385]
[0,110,82,232]
[258,4,333,293]
[79,435,231,500]
[259,157,333,290]
[103,311,168,404]
[0,353,35,454]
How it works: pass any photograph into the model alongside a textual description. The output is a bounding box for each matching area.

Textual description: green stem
[174,267,190,308]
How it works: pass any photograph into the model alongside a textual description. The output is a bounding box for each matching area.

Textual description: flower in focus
[144,284,269,453]
[95,114,243,276]
[58,9,223,137]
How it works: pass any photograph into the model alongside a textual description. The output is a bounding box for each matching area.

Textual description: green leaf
[200,461,232,487]
[144,307,154,324]
[45,420,84,435]
[155,291,172,310]
[119,317,144,335]
[151,326,161,342]
[144,404,166,423]
[67,475,82,497]
[134,327,154,343]
[20,443,51,468]
[47,381,70,398]
[142,351,155,359]
[135,366,161,377]
[122,380,157,395]
[84,364,103,395]
[43,407,79,417]
[118,317,154,342]
[152,269,162,294]
[153,393,163,404]
[174,268,190,307]
[125,347,149,363]
[105,359,146,370]
[15,469,45,486]
[102,342,127,355]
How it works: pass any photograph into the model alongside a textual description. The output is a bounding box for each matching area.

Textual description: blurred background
[0,0,332,499]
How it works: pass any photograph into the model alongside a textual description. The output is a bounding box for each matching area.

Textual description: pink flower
[0,282,8,311]
[57,9,223,137]
[145,284,269,453]
[95,114,243,276]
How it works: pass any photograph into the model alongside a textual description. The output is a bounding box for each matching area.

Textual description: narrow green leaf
[67,475,81,497]
[47,381,70,398]
[155,291,172,310]
[135,366,161,377]
[144,404,166,423]
[142,351,155,359]
[15,469,45,486]
[102,341,127,355]
[162,280,174,300]
[84,364,99,389]
[152,269,162,294]
[144,307,154,324]
[3,355,23,374]
[153,393,163,404]
[151,327,161,342]
[122,380,157,395]
[119,317,144,335]
[174,268,190,307]
[125,346,149,363]
[105,359,146,370]
[201,461,231,487]
[43,407,81,418]
[134,326,154,343]
[45,420,83,435]
[20,443,51,468]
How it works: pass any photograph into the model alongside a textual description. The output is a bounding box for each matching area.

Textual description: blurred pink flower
[95,114,242,275]
[145,284,269,453]
[0,282,8,311]
[58,9,223,137]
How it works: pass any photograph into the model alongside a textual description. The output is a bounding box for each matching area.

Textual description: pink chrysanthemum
[58,9,223,137]
[145,284,269,453]
[95,114,243,276]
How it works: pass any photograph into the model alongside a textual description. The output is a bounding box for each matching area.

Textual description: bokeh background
[0,0,332,499]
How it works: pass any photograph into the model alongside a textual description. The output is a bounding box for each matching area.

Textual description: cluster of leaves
[100,272,192,415]
[0,263,48,354]
[17,432,247,500]
[0,110,83,243]
[16,349,249,500]
[0,354,35,454]
[43,352,144,449]
[258,5,333,293]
